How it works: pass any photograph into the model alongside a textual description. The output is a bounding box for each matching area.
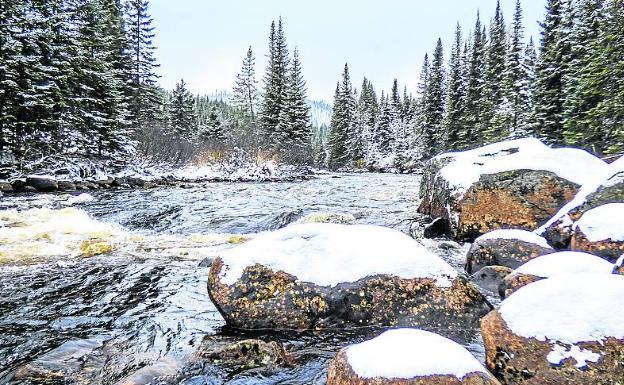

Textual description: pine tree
[259,18,289,145]
[562,0,606,152]
[357,78,379,161]
[170,79,196,138]
[443,23,466,151]
[463,12,488,148]
[232,46,258,123]
[483,0,507,142]
[494,0,531,139]
[374,93,394,155]
[328,64,356,169]
[422,38,446,158]
[533,0,571,144]
[414,54,430,148]
[125,0,160,128]
[276,47,311,147]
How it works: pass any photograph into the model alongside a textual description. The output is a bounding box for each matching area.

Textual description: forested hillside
[325,0,624,169]
[1,0,623,173]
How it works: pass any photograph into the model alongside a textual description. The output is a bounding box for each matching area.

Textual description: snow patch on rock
[437,138,606,195]
[547,343,601,368]
[514,251,614,278]
[218,223,458,287]
[575,203,624,242]
[478,229,552,249]
[346,329,488,379]
[500,274,624,346]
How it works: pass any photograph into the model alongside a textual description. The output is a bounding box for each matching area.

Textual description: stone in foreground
[327,329,500,385]
[482,274,624,385]
[418,138,605,241]
[469,266,512,295]
[540,157,624,248]
[465,229,554,274]
[499,251,614,298]
[207,223,491,332]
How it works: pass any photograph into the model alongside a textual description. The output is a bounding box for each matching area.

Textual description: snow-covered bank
[1,154,318,194]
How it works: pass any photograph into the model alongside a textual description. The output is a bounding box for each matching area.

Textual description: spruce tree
[463,13,488,148]
[443,23,466,151]
[533,0,571,144]
[494,0,531,139]
[125,0,160,129]
[277,47,311,148]
[422,38,446,158]
[259,18,289,145]
[170,79,196,138]
[328,64,356,169]
[232,46,258,123]
[562,0,606,152]
[483,0,507,142]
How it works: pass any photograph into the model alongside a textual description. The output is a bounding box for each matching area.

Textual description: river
[0,173,480,385]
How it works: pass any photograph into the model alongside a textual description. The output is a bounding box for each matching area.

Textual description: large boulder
[465,229,554,274]
[327,329,500,385]
[540,157,624,248]
[26,175,58,192]
[482,274,624,385]
[568,203,624,261]
[499,251,614,298]
[418,138,605,241]
[207,223,491,334]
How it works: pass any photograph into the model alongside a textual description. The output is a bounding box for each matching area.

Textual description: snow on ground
[345,329,488,379]
[437,138,607,195]
[477,229,552,249]
[499,274,624,367]
[217,223,459,287]
[575,203,624,242]
[513,251,614,278]
[538,157,624,234]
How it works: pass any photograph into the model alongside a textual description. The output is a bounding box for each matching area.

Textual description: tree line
[326,0,624,169]
[162,18,314,164]
[0,0,160,161]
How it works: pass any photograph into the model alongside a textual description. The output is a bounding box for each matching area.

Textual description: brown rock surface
[208,259,491,335]
[481,310,624,385]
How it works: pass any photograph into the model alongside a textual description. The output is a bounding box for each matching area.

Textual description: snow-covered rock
[567,203,624,261]
[465,229,554,274]
[500,251,615,298]
[482,274,624,385]
[207,223,491,331]
[418,138,606,241]
[540,157,624,248]
[327,329,500,385]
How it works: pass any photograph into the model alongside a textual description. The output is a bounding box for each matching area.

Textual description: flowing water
[0,173,479,385]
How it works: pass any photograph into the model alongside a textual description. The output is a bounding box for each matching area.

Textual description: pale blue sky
[151,0,545,101]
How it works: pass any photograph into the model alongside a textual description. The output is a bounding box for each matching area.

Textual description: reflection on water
[0,174,479,385]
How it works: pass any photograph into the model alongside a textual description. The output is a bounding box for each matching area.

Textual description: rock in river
[418,138,606,241]
[540,156,624,249]
[481,274,624,385]
[327,329,500,385]
[499,251,615,298]
[465,229,554,274]
[207,223,491,333]
[26,175,58,192]
[569,203,624,261]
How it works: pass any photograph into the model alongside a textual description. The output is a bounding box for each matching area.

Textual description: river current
[0,173,479,384]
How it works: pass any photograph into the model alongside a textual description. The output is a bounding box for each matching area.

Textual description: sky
[151,0,546,102]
